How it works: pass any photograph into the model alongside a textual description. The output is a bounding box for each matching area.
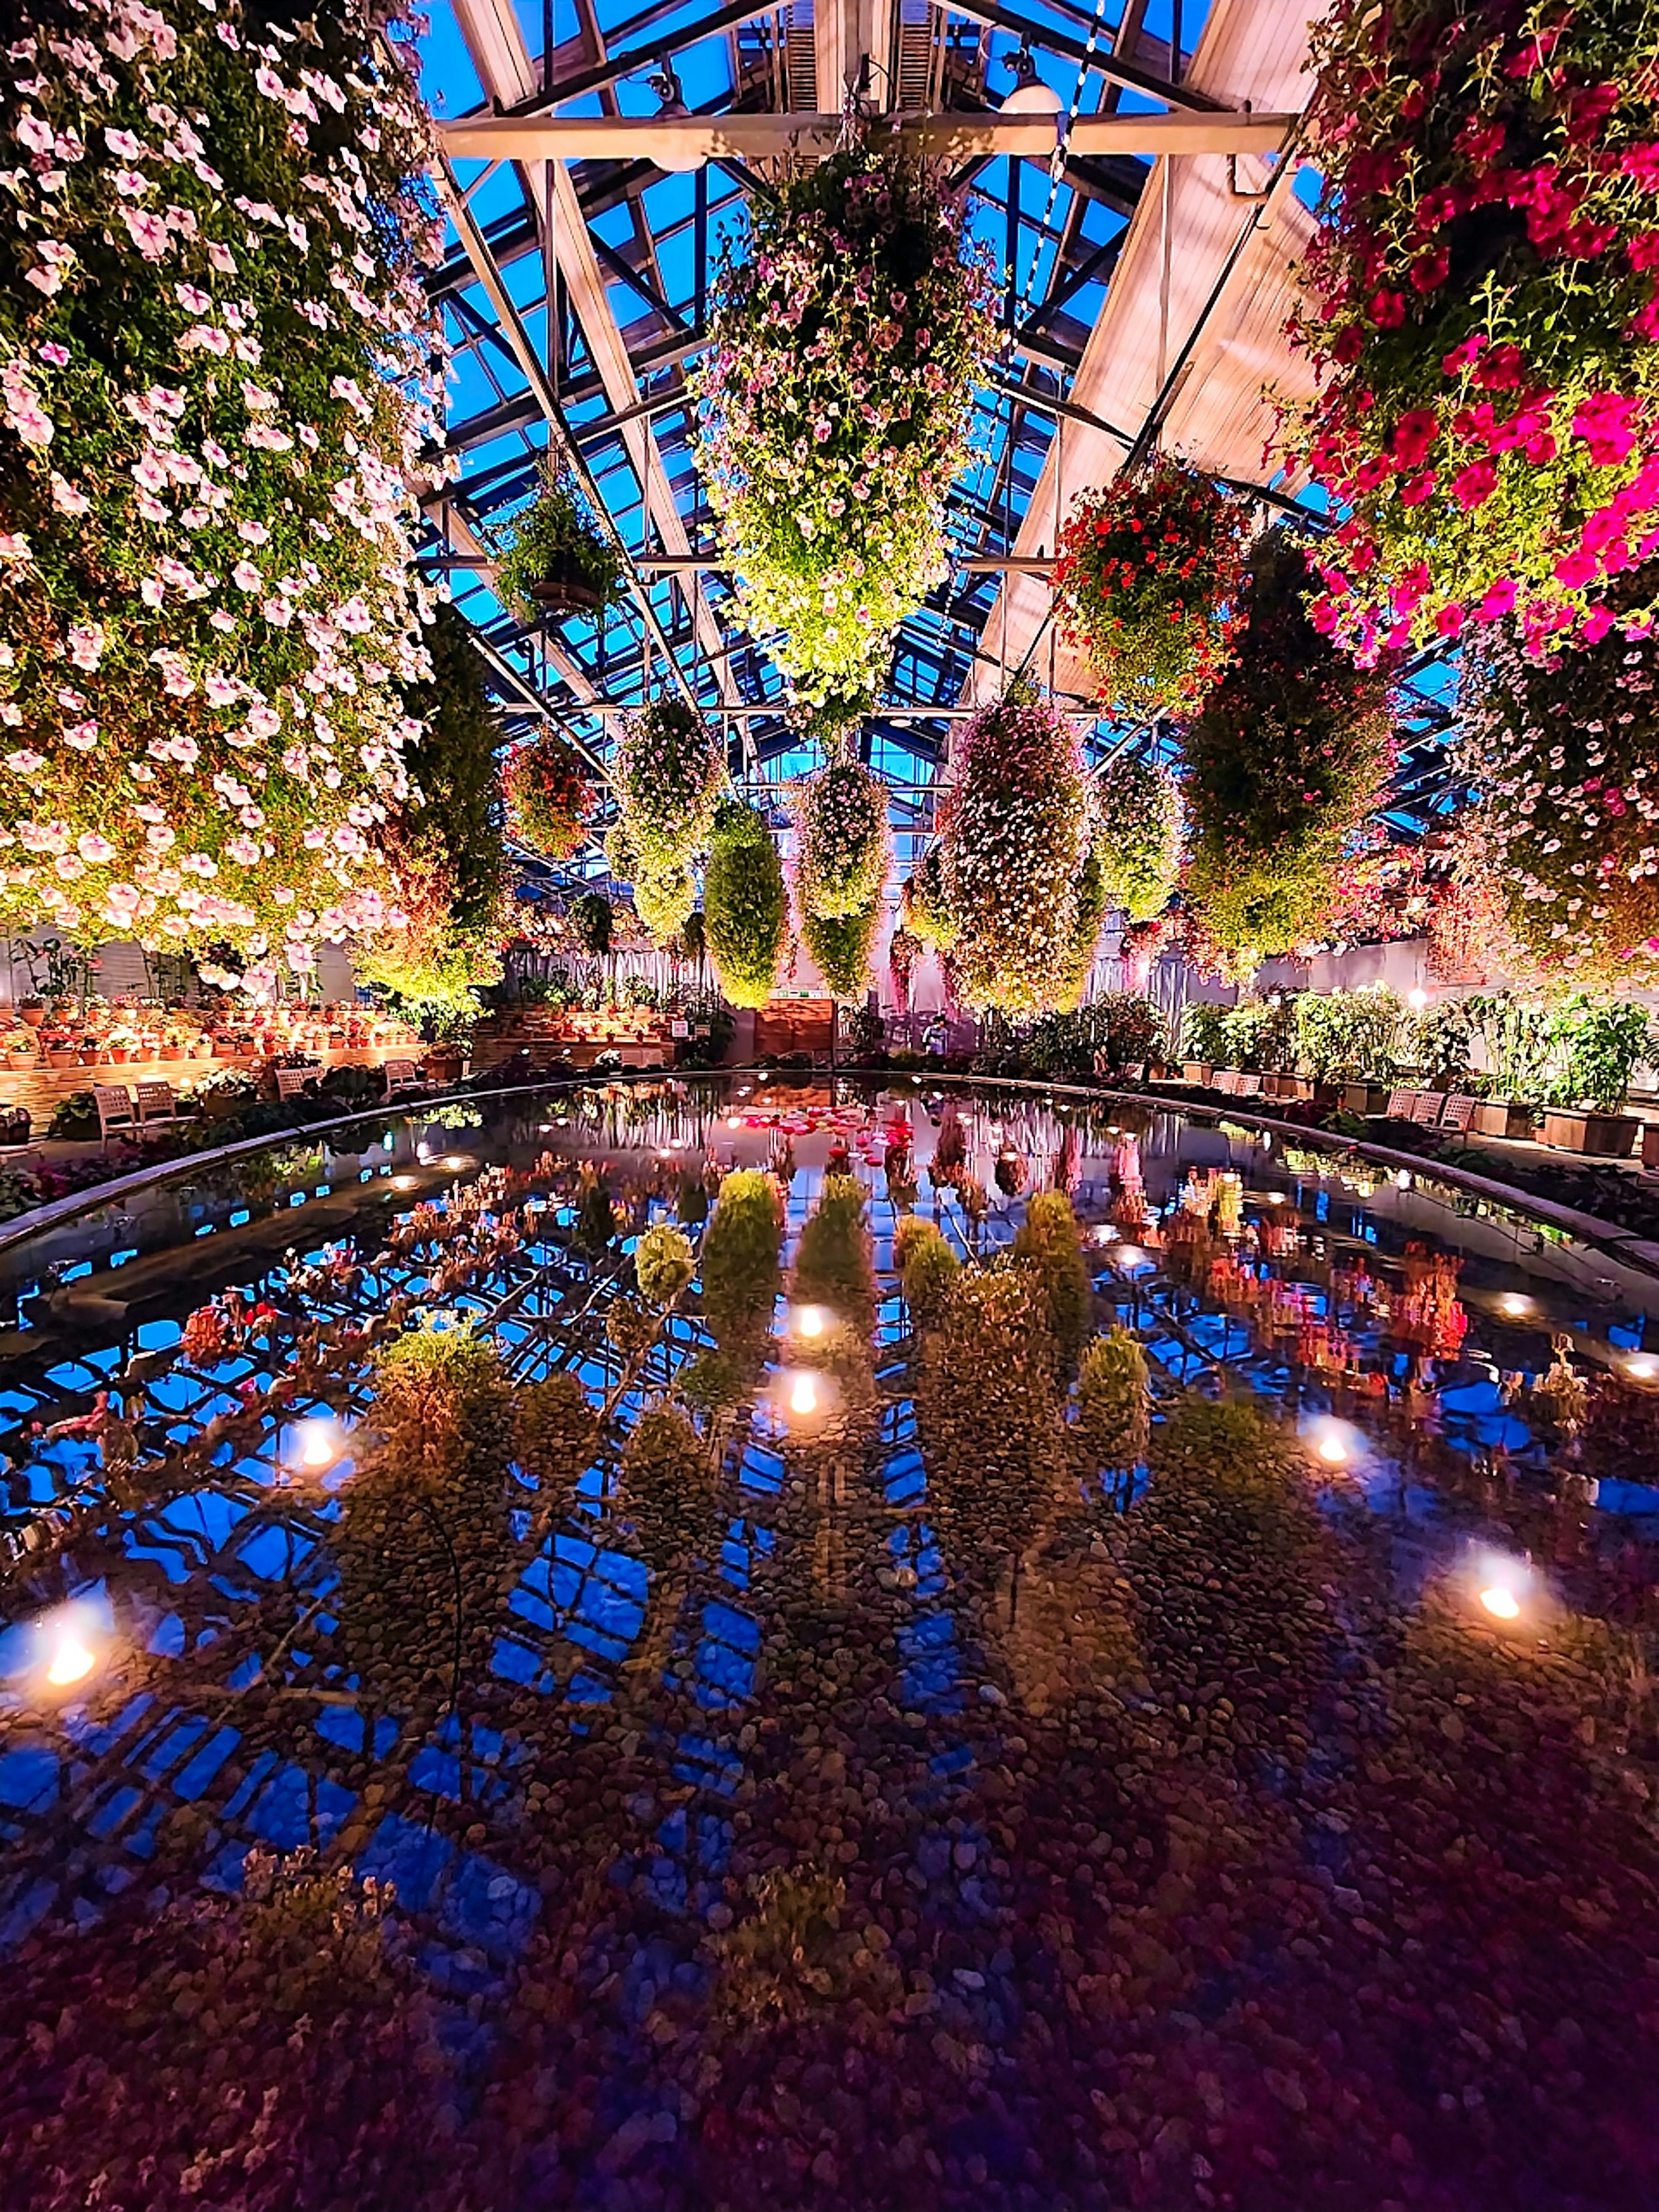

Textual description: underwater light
[391,1173,419,1192]
[1116,1246,1143,1267]
[1316,1430,1348,1465]
[443,1154,471,1172]
[1499,1293,1532,1319]
[793,1305,828,1340]
[1093,1224,1119,1245]
[725,1115,741,1129]
[1626,1355,1659,1383]
[789,1372,818,1416]
[295,1417,340,1471]
[46,1630,95,1687]
[1480,1585,1521,1620]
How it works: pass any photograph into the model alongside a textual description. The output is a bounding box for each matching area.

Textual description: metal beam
[439,111,1298,163]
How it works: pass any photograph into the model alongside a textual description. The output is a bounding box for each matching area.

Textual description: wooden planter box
[1472,1100,1537,1141]
[1342,1082,1392,1116]
[1543,1109,1638,1158]
[1642,1122,1659,1171]
[1181,1062,1214,1086]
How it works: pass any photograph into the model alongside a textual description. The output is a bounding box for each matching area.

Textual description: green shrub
[1294,987,1404,1082]
[705,800,788,1009]
[899,1221,961,1322]
[635,1223,696,1307]
[1010,1190,1093,1371]
[700,1168,782,1354]
[1076,1328,1150,1471]
[789,1174,876,1338]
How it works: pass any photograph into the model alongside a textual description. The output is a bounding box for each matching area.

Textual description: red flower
[1409,247,1450,293]
[1441,332,1487,374]
[1398,470,1438,507]
[1455,117,1506,165]
[1628,232,1659,272]
[1471,343,1525,391]
[1435,603,1465,640]
[1572,392,1640,467]
[1390,408,1438,467]
[1622,143,1659,191]
[1554,547,1599,589]
[1476,578,1517,621]
[1450,459,1497,510]
[1367,289,1406,329]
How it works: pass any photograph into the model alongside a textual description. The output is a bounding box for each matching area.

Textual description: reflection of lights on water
[1263,1192,1287,1206]
[1499,1293,1532,1319]
[1317,1431,1348,1465]
[1116,1246,1143,1267]
[391,1173,419,1192]
[47,1631,95,1686]
[1394,1169,1412,1189]
[788,1373,818,1416]
[416,1142,431,1162]
[295,1417,340,1471]
[1480,1585,1521,1620]
[793,1305,827,1340]
[1093,1224,1119,1245]
[1626,1355,1659,1383]
[1408,987,1428,1011]
[443,1154,470,1173]
[1472,1549,1530,1625]
[725,1115,741,1130]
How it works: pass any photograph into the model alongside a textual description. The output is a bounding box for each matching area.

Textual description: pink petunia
[1572,392,1640,467]
[1554,547,1599,588]
[1450,459,1497,509]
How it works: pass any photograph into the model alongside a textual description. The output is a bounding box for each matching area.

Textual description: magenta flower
[1572,392,1640,466]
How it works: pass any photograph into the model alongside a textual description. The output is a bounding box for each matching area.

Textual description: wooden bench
[93,1083,138,1146]
[1384,1086,1418,1119]
[1411,1090,1447,1127]
[383,1058,423,1098]
[1441,1093,1479,1133]
[275,1066,319,1103]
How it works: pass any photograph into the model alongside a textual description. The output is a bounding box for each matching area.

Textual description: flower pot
[77,1047,99,1065]
[1471,1100,1536,1141]
[1342,1082,1392,1116]
[525,559,607,615]
[1182,1062,1214,1086]
[1543,1109,1638,1159]
[19,1005,45,1028]
[1642,1124,1659,1172]
[46,1049,76,1069]
[108,1046,130,1065]
[424,1052,463,1086]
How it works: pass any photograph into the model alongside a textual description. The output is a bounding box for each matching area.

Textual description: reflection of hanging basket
[523,556,608,616]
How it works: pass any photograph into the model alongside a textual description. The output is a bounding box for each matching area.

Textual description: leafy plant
[1076,1327,1151,1472]
[1466,990,1555,1101]
[1294,986,1405,1082]
[0,0,443,976]
[1182,536,1395,968]
[635,1223,696,1307]
[399,602,506,944]
[1288,0,1659,660]
[1009,1190,1093,1373]
[694,145,998,717]
[932,682,1093,1017]
[1408,998,1479,1091]
[1053,455,1254,720]
[699,1167,783,1358]
[801,901,880,1001]
[705,801,788,1009]
[569,891,614,959]
[493,463,622,622]
[1456,564,1659,990]
[1219,994,1300,1073]
[613,698,726,880]
[794,756,890,919]
[1091,751,1182,923]
[1179,1001,1230,1065]
[502,730,594,864]
[1546,997,1654,1113]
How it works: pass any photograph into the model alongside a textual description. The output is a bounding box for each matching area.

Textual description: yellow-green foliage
[1010,1189,1093,1370]
[897,1218,961,1322]
[891,1213,935,1272]
[700,1168,783,1354]
[635,1223,696,1307]
[370,1322,517,1491]
[789,1173,876,1339]
[1076,1326,1150,1471]
[621,1402,715,1565]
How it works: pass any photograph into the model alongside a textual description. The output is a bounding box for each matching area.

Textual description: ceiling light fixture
[648,64,704,173]
[1002,39,1064,116]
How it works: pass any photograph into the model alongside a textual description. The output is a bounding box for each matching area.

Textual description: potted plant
[1179,1000,1229,1086]
[1541,1000,1651,1159]
[45,1035,78,1070]
[1466,993,1552,1139]
[494,463,623,620]
[18,995,45,1029]
[1295,987,1402,1113]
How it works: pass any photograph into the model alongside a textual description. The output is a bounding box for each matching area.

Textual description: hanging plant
[1052,457,1254,719]
[1287,0,1659,661]
[694,144,998,718]
[1182,536,1394,967]
[1091,750,1181,922]
[801,902,880,1001]
[0,0,444,985]
[612,697,725,877]
[931,680,1093,1018]
[793,755,890,919]
[901,847,957,953]
[704,799,787,1009]
[502,730,593,863]
[1057,847,1108,1011]
[888,922,922,1007]
[493,462,622,622]
[568,890,613,959]
[1455,565,1659,989]
[632,864,696,945]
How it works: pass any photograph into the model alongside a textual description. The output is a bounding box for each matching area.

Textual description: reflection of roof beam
[440,110,1296,162]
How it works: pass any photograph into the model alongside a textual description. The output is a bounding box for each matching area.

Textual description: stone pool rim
[0,1066,1650,1284]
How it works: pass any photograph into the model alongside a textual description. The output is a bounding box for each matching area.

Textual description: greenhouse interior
[4,1,1659,2206]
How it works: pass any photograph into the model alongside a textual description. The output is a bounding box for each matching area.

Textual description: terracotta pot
[1543,1109,1638,1159]
[108,1046,130,1064]
[46,1049,76,1069]
[19,1005,45,1028]
[78,1046,99,1065]
[1181,1062,1214,1086]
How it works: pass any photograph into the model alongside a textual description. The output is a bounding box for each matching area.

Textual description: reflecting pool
[1,1076,1656,2212]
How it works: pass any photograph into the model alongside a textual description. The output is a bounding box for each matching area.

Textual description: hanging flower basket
[494,467,622,625]
[794,755,890,921]
[693,143,998,715]
[1052,457,1254,721]
[502,733,594,863]
[522,556,610,617]
[1286,0,1659,659]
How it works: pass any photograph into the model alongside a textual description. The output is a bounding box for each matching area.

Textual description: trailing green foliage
[1009,1190,1093,1373]
[1091,751,1182,924]
[705,801,788,1009]
[493,465,622,623]
[569,891,613,959]
[1076,1328,1151,1473]
[399,603,504,942]
[699,1168,783,1357]
[801,900,880,1000]
[789,1174,877,1339]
